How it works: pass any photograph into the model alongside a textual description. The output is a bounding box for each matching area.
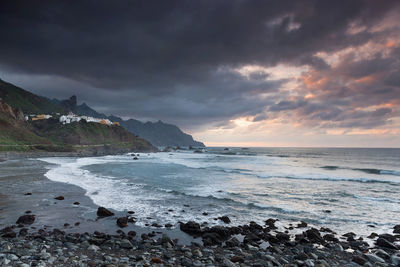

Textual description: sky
[0,0,400,147]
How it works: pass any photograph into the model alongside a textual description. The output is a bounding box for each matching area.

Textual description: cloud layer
[0,0,399,145]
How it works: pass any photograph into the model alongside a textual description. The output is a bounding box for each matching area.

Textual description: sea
[40,147,400,236]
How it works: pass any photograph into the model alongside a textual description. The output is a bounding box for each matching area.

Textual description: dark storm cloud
[0,0,399,129]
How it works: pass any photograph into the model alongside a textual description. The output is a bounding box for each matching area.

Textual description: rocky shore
[1,209,400,267]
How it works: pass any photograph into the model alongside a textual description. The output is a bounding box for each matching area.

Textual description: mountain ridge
[76,98,205,148]
[0,80,156,153]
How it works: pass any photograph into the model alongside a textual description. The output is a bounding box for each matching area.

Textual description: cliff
[78,104,205,148]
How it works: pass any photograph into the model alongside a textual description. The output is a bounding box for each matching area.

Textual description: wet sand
[0,157,197,244]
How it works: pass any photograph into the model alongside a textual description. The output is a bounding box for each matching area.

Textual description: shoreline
[0,156,399,266]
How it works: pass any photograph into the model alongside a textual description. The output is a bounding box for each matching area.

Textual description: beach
[1,150,400,266]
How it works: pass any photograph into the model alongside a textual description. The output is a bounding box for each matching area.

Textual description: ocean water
[40,147,400,235]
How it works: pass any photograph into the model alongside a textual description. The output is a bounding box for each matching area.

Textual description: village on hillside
[26,112,120,126]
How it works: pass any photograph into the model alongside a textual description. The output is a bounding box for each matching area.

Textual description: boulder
[116,217,128,228]
[151,257,163,264]
[219,216,231,224]
[323,234,339,242]
[265,218,278,229]
[16,215,35,225]
[225,237,241,247]
[180,221,202,236]
[276,232,290,242]
[202,232,223,246]
[304,228,324,244]
[297,221,308,228]
[231,256,245,263]
[376,237,398,250]
[97,207,114,217]
[352,255,367,265]
[394,224,400,234]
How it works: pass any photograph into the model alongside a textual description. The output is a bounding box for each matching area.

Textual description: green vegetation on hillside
[0,79,65,114]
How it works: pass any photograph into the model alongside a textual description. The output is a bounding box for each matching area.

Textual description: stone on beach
[16,215,35,225]
[97,207,114,217]
[116,217,128,228]
[219,215,231,224]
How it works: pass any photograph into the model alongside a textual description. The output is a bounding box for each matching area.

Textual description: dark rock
[219,216,231,224]
[151,257,163,264]
[141,233,149,240]
[343,232,356,238]
[202,212,209,216]
[323,210,332,213]
[97,207,114,217]
[128,231,136,237]
[225,237,241,247]
[127,217,136,223]
[54,196,64,200]
[117,217,128,228]
[249,221,263,232]
[205,226,231,239]
[320,227,334,233]
[394,224,400,234]
[265,218,278,229]
[2,230,16,238]
[304,228,324,244]
[64,223,70,227]
[133,157,138,160]
[297,221,308,228]
[74,222,80,226]
[202,232,223,246]
[180,221,202,236]
[349,240,369,251]
[24,192,32,195]
[231,256,245,263]
[25,210,32,214]
[151,223,162,228]
[73,202,80,205]
[324,234,339,242]
[244,232,261,244]
[19,228,28,236]
[295,252,309,261]
[276,232,290,242]
[376,237,398,250]
[368,232,378,239]
[16,215,35,225]
[379,233,396,242]
[127,210,135,214]
[352,255,367,265]
[165,223,173,228]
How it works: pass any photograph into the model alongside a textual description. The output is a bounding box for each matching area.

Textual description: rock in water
[219,216,231,224]
[180,221,202,236]
[16,215,35,225]
[54,196,64,200]
[376,237,398,250]
[117,217,128,228]
[97,207,114,217]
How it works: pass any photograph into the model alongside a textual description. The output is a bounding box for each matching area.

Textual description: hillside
[31,119,154,152]
[0,78,204,149]
[77,103,205,147]
[0,91,156,153]
[0,79,65,114]
[0,99,53,151]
